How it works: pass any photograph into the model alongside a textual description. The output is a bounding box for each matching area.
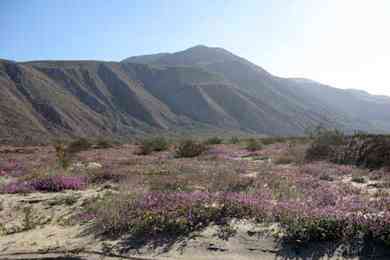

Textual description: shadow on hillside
[117,232,190,256]
[79,223,187,256]
[275,239,390,260]
[79,223,390,259]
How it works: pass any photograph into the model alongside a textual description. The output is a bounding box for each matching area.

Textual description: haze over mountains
[1,45,390,142]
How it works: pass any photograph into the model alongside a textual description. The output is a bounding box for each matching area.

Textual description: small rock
[207,243,228,252]
[86,162,102,170]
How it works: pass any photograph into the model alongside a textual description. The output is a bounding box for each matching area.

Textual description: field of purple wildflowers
[1,137,390,249]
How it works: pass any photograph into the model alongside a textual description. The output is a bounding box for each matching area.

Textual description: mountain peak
[123,45,242,67]
[186,44,210,50]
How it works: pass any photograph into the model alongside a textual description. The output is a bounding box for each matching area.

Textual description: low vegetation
[304,128,345,161]
[175,139,207,158]
[138,137,169,155]
[229,136,240,144]
[305,128,390,170]
[1,175,87,194]
[204,136,223,145]
[245,138,262,151]
[54,138,93,169]
[2,132,390,253]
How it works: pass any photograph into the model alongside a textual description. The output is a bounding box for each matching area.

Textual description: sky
[1,0,389,96]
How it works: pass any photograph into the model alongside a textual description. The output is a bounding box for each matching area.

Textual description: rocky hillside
[1,46,390,142]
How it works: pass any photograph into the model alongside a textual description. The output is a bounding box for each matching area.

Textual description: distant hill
[1,45,389,142]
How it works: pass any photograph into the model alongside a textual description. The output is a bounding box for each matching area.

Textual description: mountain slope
[124,45,388,133]
[1,46,389,142]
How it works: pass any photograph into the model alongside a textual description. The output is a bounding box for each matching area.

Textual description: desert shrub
[204,136,223,145]
[217,225,237,240]
[229,136,240,144]
[267,176,302,201]
[351,176,366,184]
[225,178,254,192]
[334,134,390,169]
[275,144,307,165]
[54,142,71,169]
[261,137,285,145]
[86,169,124,184]
[94,139,114,149]
[48,195,80,206]
[274,155,294,165]
[305,128,345,161]
[87,191,269,238]
[22,206,35,231]
[175,139,207,158]
[138,137,169,155]
[306,129,390,169]
[245,138,262,152]
[30,175,87,192]
[311,128,345,146]
[0,181,33,194]
[144,169,190,192]
[281,216,344,242]
[319,174,334,182]
[67,138,92,153]
[0,176,87,194]
[148,176,190,192]
[83,186,390,246]
[54,138,92,169]
[369,169,387,181]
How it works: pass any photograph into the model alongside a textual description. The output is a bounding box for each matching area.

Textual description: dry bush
[54,138,93,169]
[86,168,126,184]
[245,138,262,151]
[207,170,253,193]
[274,144,307,165]
[175,139,207,158]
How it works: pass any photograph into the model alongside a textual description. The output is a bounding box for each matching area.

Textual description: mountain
[1,46,389,142]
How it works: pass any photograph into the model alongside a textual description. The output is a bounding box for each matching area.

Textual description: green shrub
[175,139,207,158]
[67,138,92,154]
[94,139,114,149]
[351,176,366,184]
[282,216,343,242]
[261,137,284,145]
[138,137,169,155]
[204,136,223,145]
[246,138,262,152]
[229,136,240,144]
[334,134,390,169]
[305,128,345,161]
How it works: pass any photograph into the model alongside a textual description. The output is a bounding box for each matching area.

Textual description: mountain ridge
[1,45,389,142]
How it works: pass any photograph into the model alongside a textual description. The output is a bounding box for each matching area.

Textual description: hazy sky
[1,0,389,96]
